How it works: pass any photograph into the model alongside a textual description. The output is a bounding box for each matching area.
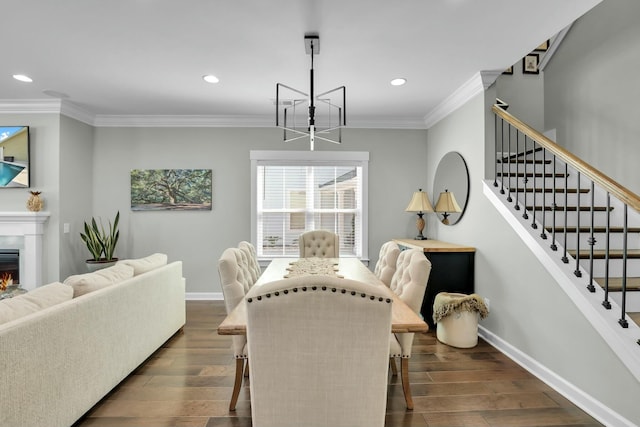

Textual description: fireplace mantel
[0,211,50,290]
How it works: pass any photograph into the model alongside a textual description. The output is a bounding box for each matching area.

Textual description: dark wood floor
[75,301,603,427]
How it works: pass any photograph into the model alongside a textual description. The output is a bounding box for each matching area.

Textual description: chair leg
[389,357,398,376]
[244,360,250,377]
[229,358,245,411]
[400,358,414,410]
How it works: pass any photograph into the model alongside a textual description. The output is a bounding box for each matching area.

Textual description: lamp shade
[434,190,462,213]
[405,189,434,213]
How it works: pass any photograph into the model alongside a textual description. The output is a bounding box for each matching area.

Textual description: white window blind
[251,151,369,259]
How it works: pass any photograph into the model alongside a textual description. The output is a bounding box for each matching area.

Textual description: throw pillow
[64,263,134,297]
[116,253,168,275]
[0,282,73,325]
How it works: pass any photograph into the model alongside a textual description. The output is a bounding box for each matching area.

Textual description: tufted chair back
[246,275,392,427]
[389,248,431,314]
[388,248,431,410]
[238,241,261,286]
[298,230,340,258]
[217,247,253,410]
[373,241,401,287]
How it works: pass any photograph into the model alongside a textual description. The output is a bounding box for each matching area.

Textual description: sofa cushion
[64,263,135,297]
[0,282,73,325]
[117,253,168,275]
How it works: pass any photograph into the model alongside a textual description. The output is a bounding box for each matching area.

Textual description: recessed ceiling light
[203,74,219,84]
[13,74,33,83]
[390,78,407,86]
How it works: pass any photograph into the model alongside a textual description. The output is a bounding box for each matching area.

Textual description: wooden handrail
[493,104,640,212]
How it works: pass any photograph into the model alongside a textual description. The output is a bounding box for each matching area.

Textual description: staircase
[489,100,640,379]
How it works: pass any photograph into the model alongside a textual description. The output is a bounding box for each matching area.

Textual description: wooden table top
[217,258,428,335]
[393,238,476,253]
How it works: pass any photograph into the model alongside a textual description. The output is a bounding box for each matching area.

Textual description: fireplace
[0,249,19,287]
[0,212,49,290]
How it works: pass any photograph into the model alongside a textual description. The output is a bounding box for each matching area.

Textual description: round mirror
[433,152,469,226]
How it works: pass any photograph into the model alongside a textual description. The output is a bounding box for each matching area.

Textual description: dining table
[217,257,429,335]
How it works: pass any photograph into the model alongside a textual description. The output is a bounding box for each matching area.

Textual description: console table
[393,239,475,328]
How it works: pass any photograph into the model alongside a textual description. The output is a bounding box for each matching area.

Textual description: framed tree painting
[131,169,212,211]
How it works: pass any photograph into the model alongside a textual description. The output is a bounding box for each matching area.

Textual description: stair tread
[568,249,640,259]
[629,312,640,325]
[545,226,640,233]
[525,206,612,212]
[594,277,640,291]
[513,188,589,193]
[498,159,552,164]
[497,172,567,177]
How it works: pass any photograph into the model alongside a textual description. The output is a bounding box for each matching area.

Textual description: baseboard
[479,326,636,427]
[185,292,222,300]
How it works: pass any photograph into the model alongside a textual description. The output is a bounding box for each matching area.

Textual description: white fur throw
[432,292,489,324]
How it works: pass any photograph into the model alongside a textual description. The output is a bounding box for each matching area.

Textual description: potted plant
[80,211,120,271]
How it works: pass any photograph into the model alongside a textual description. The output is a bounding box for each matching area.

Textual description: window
[251,151,369,259]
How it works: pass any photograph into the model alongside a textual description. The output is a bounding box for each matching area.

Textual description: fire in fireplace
[0,249,19,289]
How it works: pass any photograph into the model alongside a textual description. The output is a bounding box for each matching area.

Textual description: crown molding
[92,114,274,128]
[423,72,486,129]
[0,99,63,114]
[60,102,95,125]
[540,24,573,71]
[423,70,501,129]
[0,100,429,129]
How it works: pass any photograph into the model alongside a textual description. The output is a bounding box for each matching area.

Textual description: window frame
[250,150,369,263]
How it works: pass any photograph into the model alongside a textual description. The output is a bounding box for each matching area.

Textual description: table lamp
[434,189,462,225]
[405,188,434,240]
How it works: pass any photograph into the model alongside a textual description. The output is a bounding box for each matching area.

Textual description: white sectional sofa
[0,255,186,427]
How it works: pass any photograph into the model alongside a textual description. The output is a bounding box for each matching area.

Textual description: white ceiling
[1,0,601,128]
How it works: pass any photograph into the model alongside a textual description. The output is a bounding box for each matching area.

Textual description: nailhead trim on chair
[247,287,392,304]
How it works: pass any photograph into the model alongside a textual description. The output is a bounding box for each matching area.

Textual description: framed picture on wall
[523,53,540,74]
[130,169,212,211]
[502,66,513,75]
[534,40,550,52]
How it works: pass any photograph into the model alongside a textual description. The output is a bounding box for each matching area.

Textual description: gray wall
[424,91,640,423]
[0,113,61,284]
[91,126,428,294]
[545,0,640,195]
[59,115,95,279]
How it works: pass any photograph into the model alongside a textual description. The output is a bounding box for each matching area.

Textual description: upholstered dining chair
[246,275,392,427]
[298,229,340,258]
[373,240,401,287]
[217,247,253,411]
[238,241,261,286]
[388,248,432,410]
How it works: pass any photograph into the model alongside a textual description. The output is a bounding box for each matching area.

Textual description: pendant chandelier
[276,34,346,151]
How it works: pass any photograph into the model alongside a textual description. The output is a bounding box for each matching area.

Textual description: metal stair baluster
[500,119,506,194]
[507,125,512,201]
[522,135,536,219]
[494,115,499,188]
[539,148,546,235]
[619,205,629,328]
[574,172,582,277]
[550,155,557,250]
[602,193,612,309]
[531,140,537,228]
[587,181,596,292]
[514,131,520,210]
[561,162,569,263]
